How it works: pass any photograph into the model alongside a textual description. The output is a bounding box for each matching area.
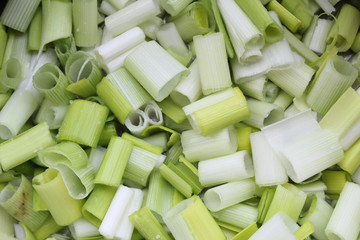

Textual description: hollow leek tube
[238,76,280,103]
[124,40,189,101]
[163,195,226,240]
[33,168,84,226]
[142,101,163,126]
[0,175,48,232]
[183,87,250,136]
[96,68,152,124]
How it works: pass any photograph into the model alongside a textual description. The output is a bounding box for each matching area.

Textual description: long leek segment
[0,175,48,232]
[306,56,357,115]
[35,99,68,130]
[57,100,109,148]
[238,76,280,103]
[267,0,302,33]
[0,0,41,32]
[306,18,333,54]
[105,0,161,36]
[203,179,255,212]
[27,7,42,51]
[32,169,84,226]
[54,37,76,67]
[183,87,249,136]
[96,68,152,124]
[0,122,55,171]
[325,182,360,240]
[194,33,232,95]
[181,126,238,162]
[69,218,100,239]
[163,195,226,240]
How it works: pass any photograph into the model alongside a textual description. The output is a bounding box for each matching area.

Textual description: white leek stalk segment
[325,182,360,240]
[238,76,280,103]
[194,32,232,95]
[273,90,293,111]
[198,150,254,187]
[102,47,138,73]
[314,0,335,13]
[88,146,107,172]
[124,41,189,101]
[0,0,40,32]
[35,99,69,130]
[69,217,100,239]
[105,0,161,36]
[125,110,149,137]
[308,19,333,54]
[99,185,143,239]
[249,212,298,240]
[141,101,163,125]
[306,55,358,115]
[170,59,202,107]
[250,131,288,186]
[181,126,238,162]
[99,0,117,15]
[203,179,255,212]
[280,129,344,183]
[163,195,226,240]
[284,104,302,118]
[138,16,163,40]
[217,0,264,63]
[101,26,114,44]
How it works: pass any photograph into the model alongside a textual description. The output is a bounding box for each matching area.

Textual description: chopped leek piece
[139,16,163,40]
[0,24,7,67]
[273,90,294,111]
[35,99,68,130]
[125,109,149,137]
[339,139,360,175]
[231,222,258,240]
[73,0,98,47]
[267,0,302,33]
[322,171,351,195]
[69,217,99,239]
[160,0,192,16]
[98,121,117,147]
[142,125,180,148]
[142,101,163,126]
[159,164,192,198]
[238,76,280,103]
[122,132,163,155]
[54,36,77,67]
[27,7,42,51]
[158,97,187,124]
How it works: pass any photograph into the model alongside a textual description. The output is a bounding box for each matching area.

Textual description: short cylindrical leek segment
[72,0,97,47]
[203,179,256,212]
[69,218,99,239]
[193,33,232,95]
[41,0,72,46]
[238,76,280,103]
[35,99,68,130]
[163,195,226,240]
[33,168,84,226]
[351,32,360,52]
[306,56,357,115]
[105,0,161,36]
[170,59,202,107]
[33,63,74,105]
[234,0,283,44]
[27,7,42,51]
[159,0,192,16]
[325,182,360,240]
[267,0,301,33]
[198,151,254,187]
[0,175,48,232]
[0,24,8,67]
[158,97,187,124]
[156,23,192,66]
[95,136,133,187]
[124,41,189,101]
[54,36,77,67]
[327,4,360,52]
[57,100,109,148]
[122,132,163,155]
[308,19,333,54]
[212,204,257,230]
[264,184,307,223]
[243,98,284,129]
[183,87,250,136]
[168,160,203,194]
[125,110,149,137]
[98,121,117,147]
[273,90,294,111]
[142,101,163,126]
[236,126,252,153]
[181,126,238,162]
[99,0,116,15]
[0,0,40,32]
[322,171,351,195]
[281,0,313,33]
[0,204,16,236]
[0,122,55,171]
[34,215,62,240]
[138,16,163,40]
[338,139,360,174]
[159,164,193,198]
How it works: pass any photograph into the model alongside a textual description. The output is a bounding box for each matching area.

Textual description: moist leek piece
[203,179,256,212]
[238,76,280,103]
[142,132,169,150]
[33,63,74,105]
[95,27,145,65]
[327,4,360,52]
[138,16,163,40]
[54,36,77,67]
[164,141,182,165]
[33,169,84,226]
[351,32,360,52]
[280,129,344,183]
[37,142,96,199]
[339,139,360,174]
[57,100,109,148]
[314,0,335,12]
[193,33,232,95]
[231,222,258,240]
[141,101,163,126]
[41,0,72,46]
[267,0,301,33]
[129,207,172,240]
[82,185,117,227]
[159,164,192,198]
[325,182,360,240]
[94,137,133,187]
[217,0,264,63]
[198,150,254,187]
[163,195,226,240]
[35,99,69,130]
[0,122,55,171]
[0,24,7,66]
[122,132,163,155]
[158,97,187,124]
[99,185,143,239]
[243,98,284,129]
[267,63,315,98]
[69,218,100,239]
[98,121,117,147]
[181,126,238,162]
[307,19,333,54]
[125,110,149,137]
[124,41,189,101]
[0,0,40,32]
[212,203,258,229]
[0,205,16,236]
[160,0,192,16]
[264,184,306,223]
[322,171,351,195]
[183,87,249,136]
[0,175,48,232]
[88,146,107,172]
[27,7,42,51]
[72,0,98,47]
[234,0,283,44]
[273,90,294,111]
[155,23,192,66]
[105,0,161,36]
